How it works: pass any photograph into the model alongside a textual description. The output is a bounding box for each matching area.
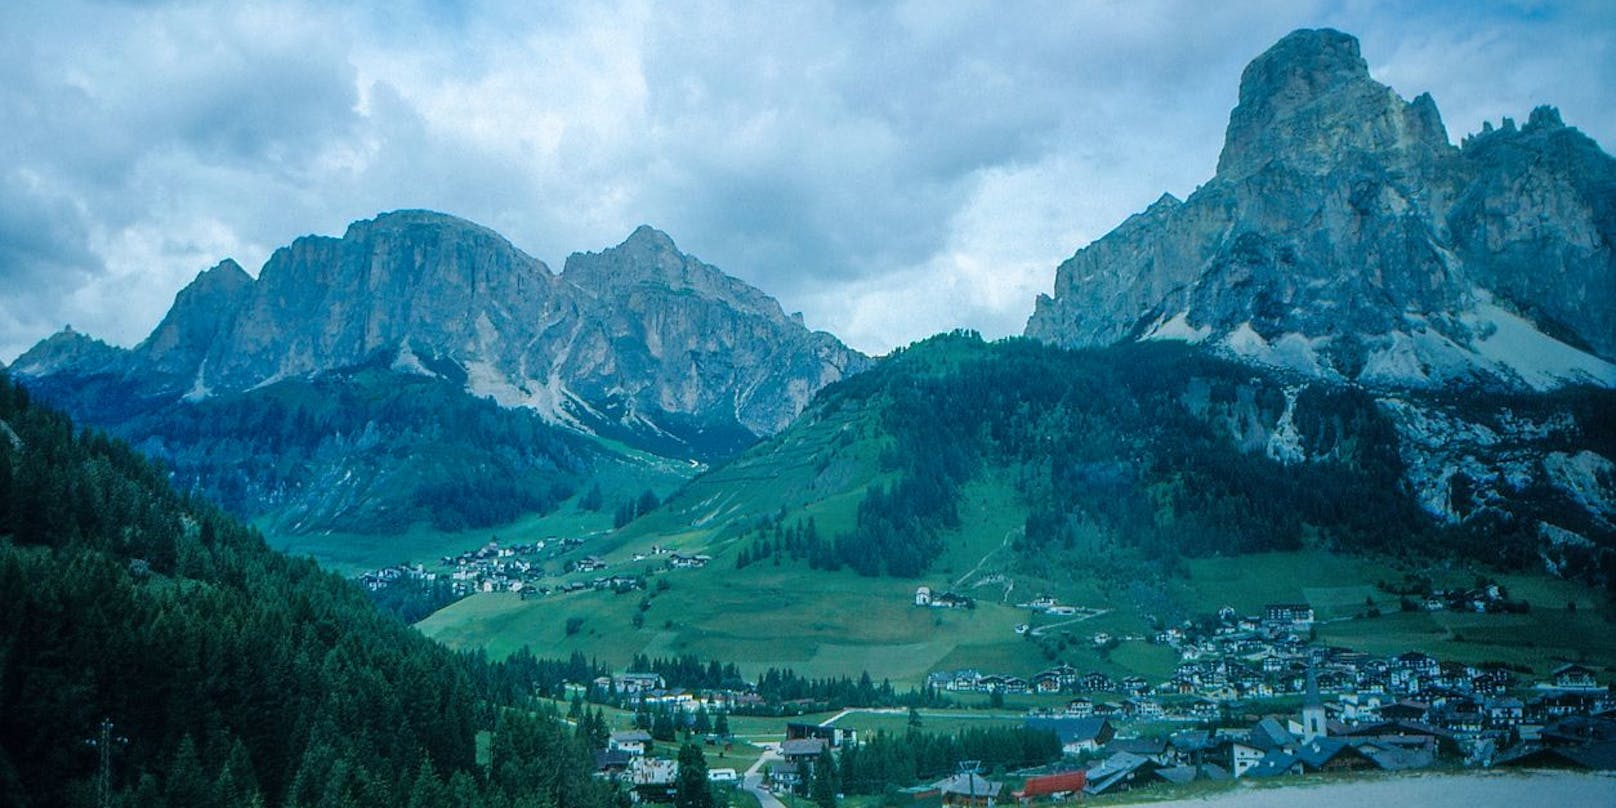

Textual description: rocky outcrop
[1450,106,1616,359]
[1027,28,1615,391]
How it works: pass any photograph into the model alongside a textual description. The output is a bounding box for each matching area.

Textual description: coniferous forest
[0,374,619,807]
[811,334,1616,588]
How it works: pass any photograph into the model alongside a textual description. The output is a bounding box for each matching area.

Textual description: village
[568,595,1614,804]
[357,537,712,597]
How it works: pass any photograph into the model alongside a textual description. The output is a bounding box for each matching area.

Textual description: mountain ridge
[13,211,868,535]
[1026,27,1615,392]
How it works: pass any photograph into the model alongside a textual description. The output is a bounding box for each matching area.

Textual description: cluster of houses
[1008,660,1614,796]
[359,539,562,596]
[358,535,721,601]
[587,671,767,713]
[998,662,1616,799]
[574,656,1610,804]
[592,726,744,801]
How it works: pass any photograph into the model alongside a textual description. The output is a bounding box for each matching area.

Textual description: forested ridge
[800,333,1615,585]
[20,363,593,535]
[0,374,620,807]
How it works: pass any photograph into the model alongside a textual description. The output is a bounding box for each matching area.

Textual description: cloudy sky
[2,0,1612,362]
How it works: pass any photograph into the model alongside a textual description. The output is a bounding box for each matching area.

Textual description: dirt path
[953,527,1021,589]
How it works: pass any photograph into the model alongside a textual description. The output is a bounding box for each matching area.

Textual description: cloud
[1,0,1612,362]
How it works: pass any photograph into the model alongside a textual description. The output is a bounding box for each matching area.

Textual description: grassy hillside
[421,334,1616,687]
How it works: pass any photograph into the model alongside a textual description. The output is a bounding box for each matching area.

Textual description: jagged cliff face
[1027,28,1615,391]
[17,211,867,452]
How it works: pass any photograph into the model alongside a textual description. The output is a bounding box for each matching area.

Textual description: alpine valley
[10,23,1616,749]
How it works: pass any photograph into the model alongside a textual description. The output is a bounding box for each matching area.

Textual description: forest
[804,334,1616,590]
[20,364,592,534]
[0,374,621,807]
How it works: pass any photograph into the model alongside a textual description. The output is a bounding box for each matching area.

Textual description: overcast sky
[2,1,1612,362]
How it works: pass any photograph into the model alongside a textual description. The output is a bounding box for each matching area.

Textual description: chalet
[1245,738,1379,779]
[1035,664,1079,690]
[1078,671,1116,692]
[1486,698,1525,728]
[1535,691,1604,719]
[1025,717,1116,756]
[786,722,855,748]
[615,672,666,693]
[667,553,711,569]
[1550,663,1601,691]
[1014,770,1087,804]
[1064,698,1094,718]
[1229,739,1267,777]
[1103,737,1168,763]
[915,586,932,606]
[1033,671,1063,693]
[767,760,802,790]
[593,749,632,776]
[1263,604,1315,626]
[1379,700,1431,722]
[933,772,1003,807]
[1123,697,1163,720]
[571,556,608,573]
[780,737,828,762]
[609,730,653,757]
[1083,751,1167,795]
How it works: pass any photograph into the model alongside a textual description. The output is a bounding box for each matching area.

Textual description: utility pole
[85,717,126,808]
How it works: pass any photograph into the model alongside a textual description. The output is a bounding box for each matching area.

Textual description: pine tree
[674,743,713,808]
[811,749,839,808]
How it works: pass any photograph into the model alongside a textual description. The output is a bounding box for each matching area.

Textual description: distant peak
[1238,28,1367,108]
[344,209,508,243]
[1526,105,1564,132]
[622,224,679,252]
[1217,27,1448,179]
[197,258,253,287]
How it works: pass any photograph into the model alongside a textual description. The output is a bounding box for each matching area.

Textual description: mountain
[578,31,1616,606]
[419,333,1613,682]
[12,211,868,536]
[0,374,617,807]
[620,334,1615,582]
[1026,28,1615,391]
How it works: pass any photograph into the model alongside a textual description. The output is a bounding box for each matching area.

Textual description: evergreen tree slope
[634,334,1615,588]
[0,374,617,807]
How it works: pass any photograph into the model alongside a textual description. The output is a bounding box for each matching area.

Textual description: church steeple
[1301,664,1326,742]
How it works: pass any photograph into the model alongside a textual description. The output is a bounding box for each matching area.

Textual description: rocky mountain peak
[1218,28,1450,180]
[11,327,124,377]
[563,226,790,325]
[136,258,255,378]
[1027,28,1615,391]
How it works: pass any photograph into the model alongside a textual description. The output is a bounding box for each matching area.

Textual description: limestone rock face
[206,211,561,391]
[559,226,864,436]
[1450,107,1616,359]
[17,211,868,457]
[135,259,254,383]
[1027,28,1616,391]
